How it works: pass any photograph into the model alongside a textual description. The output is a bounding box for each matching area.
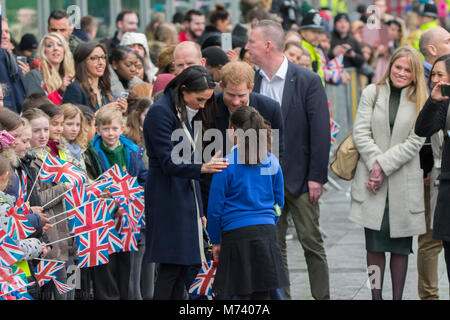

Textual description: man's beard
[188,27,202,40]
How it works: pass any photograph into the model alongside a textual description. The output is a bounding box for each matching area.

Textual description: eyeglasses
[89,55,107,63]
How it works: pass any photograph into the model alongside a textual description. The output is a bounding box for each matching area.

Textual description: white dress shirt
[259,56,289,106]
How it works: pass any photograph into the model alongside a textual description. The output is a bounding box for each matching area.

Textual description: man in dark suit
[246,20,331,300]
[215,60,284,162]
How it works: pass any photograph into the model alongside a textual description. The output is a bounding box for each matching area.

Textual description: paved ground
[286,177,449,300]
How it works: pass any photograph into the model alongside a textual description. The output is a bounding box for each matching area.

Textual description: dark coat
[253,61,330,197]
[62,81,112,112]
[91,134,148,187]
[328,31,365,69]
[0,13,26,114]
[143,89,205,265]
[415,97,450,241]
[215,92,285,163]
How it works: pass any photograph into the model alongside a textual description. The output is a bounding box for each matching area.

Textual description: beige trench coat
[349,82,426,238]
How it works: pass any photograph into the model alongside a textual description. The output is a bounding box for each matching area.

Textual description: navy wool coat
[143,89,204,266]
[253,61,330,197]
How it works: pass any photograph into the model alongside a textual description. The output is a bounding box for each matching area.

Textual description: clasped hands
[365,162,385,195]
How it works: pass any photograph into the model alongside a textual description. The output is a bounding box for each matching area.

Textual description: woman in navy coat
[143,66,229,300]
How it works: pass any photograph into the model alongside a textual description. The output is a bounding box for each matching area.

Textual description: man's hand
[308,181,323,205]
[212,244,221,261]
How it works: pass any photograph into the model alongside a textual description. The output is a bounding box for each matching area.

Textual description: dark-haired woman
[62,41,126,113]
[197,4,230,47]
[110,46,143,101]
[143,65,229,300]
[207,106,288,300]
[415,54,450,288]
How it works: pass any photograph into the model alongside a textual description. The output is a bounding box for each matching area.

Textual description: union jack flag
[64,184,95,211]
[108,226,123,254]
[120,198,144,234]
[324,55,344,84]
[52,278,74,295]
[34,260,66,287]
[68,199,111,235]
[330,118,341,148]
[108,177,144,205]
[121,226,139,252]
[6,205,36,240]
[77,226,110,268]
[0,229,24,266]
[188,260,218,297]
[0,265,27,294]
[86,179,114,197]
[16,170,27,207]
[99,164,132,183]
[40,153,88,187]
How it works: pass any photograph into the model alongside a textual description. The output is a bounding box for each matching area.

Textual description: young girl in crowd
[60,103,88,174]
[0,130,49,262]
[207,106,289,300]
[36,103,65,159]
[22,108,73,300]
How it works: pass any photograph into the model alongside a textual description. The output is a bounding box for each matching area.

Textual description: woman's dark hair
[110,45,138,87]
[73,41,113,108]
[209,3,229,26]
[0,107,23,132]
[165,65,217,130]
[428,54,450,90]
[38,102,64,119]
[386,19,402,33]
[230,106,271,166]
[135,53,150,82]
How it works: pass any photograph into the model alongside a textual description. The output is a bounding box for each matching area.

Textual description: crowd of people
[0,0,450,301]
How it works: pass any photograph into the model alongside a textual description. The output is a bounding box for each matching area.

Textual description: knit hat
[299,11,324,31]
[202,46,229,67]
[19,34,38,51]
[418,2,438,18]
[334,12,351,25]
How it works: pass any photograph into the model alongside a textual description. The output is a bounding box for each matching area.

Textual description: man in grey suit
[246,20,331,300]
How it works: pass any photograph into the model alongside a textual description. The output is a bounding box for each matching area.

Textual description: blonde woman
[24,32,75,105]
[350,46,428,300]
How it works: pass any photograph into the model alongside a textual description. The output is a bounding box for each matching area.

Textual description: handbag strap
[372,85,380,110]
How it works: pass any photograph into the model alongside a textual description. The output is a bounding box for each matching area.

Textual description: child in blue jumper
[207,106,289,300]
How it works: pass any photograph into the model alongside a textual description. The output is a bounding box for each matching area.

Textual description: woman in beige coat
[350,46,428,300]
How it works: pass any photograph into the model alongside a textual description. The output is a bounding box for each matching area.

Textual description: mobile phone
[120,92,129,99]
[441,84,450,97]
[221,33,232,53]
[17,56,27,64]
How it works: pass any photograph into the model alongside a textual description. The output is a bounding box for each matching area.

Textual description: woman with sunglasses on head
[62,41,127,113]
[24,33,75,106]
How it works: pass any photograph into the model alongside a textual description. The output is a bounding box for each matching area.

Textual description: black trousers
[93,252,131,300]
[153,263,188,300]
[443,241,450,284]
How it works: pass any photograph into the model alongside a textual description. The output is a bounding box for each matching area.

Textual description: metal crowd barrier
[326,67,364,152]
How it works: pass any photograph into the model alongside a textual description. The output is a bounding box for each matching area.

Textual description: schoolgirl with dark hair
[207,106,288,300]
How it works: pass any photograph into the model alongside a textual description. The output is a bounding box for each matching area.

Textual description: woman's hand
[212,244,221,261]
[116,98,128,114]
[430,81,450,102]
[17,60,30,76]
[201,151,229,174]
[366,162,385,195]
[226,50,238,62]
[61,75,73,91]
